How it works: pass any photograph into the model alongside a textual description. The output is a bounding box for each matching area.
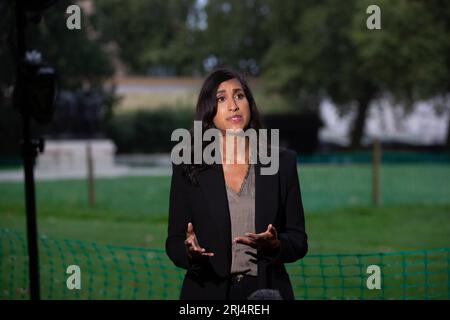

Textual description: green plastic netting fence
[1,228,449,300]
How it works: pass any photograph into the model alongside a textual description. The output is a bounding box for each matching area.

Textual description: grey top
[225,164,258,276]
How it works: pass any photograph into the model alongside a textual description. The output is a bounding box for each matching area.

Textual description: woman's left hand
[234,224,281,251]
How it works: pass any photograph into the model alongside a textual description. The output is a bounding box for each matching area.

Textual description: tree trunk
[350,99,370,149]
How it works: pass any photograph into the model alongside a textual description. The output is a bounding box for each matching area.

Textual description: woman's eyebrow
[216,88,243,94]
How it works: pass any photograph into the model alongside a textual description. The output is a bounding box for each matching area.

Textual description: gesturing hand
[234,224,281,251]
[185,222,214,260]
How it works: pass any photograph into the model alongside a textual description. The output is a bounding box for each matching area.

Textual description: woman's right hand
[185,222,214,260]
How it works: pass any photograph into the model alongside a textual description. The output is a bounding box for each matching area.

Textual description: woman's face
[212,78,251,132]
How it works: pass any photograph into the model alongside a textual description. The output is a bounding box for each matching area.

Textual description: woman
[165,68,308,300]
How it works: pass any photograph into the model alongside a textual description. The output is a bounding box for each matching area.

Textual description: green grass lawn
[1,202,449,255]
[0,164,449,252]
[1,164,449,299]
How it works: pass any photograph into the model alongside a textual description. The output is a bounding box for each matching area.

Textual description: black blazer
[165,147,308,300]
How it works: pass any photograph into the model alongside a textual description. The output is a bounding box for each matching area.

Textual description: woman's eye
[217,96,225,102]
[234,93,245,100]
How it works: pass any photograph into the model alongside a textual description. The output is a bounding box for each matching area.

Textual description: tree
[0,0,118,149]
[262,0,450,148]
[94,0,198,75]
[25,0,114,89]
[0,1,21,156]
[0,1,15,95]
[263,0,378,148]
[352,0,450,147]
[199,0,272,75]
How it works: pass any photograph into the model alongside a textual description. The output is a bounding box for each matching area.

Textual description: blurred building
[319,98,449,148]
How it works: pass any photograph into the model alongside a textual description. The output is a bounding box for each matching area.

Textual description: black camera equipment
[12,0,58,300]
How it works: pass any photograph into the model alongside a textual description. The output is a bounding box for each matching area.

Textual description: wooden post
[86,142,95,207]
[372,138,381,207]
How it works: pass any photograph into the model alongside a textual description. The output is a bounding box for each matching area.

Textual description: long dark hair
[182,68,264,185]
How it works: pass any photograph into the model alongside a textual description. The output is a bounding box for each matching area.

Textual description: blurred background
[0,0,449,299]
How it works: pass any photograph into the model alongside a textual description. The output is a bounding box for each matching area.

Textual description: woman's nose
[228,99,239,111]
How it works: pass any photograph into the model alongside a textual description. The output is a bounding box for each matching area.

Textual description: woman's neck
[219,133,249,165]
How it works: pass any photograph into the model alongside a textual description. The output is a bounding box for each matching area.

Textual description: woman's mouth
[227,115,242,123]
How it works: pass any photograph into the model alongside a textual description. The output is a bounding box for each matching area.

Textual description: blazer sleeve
[264,150,308,264]
[165,163,208,274]
[165,163,191,269]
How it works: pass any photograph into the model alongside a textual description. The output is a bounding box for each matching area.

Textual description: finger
[189,236,205,252]
[186,222,194,236]
[192,237,205,250]
[267,224,277,236]
[192,248,206,254]
[269,225,278,238]
[190,247,213,256]
[268,224,277,234]
[247,231,272,240]
[234,237,257,248]
[185,240,197,252]
[245,233,261,240]
[200,252,214,257]
[185,238,200,251]
[244,251,258,259]
[191,241,203,252]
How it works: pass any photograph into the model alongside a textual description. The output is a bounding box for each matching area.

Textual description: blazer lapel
[197,164,232,269]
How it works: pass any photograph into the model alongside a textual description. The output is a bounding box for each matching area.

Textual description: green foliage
[2,1,449,147]
[105,108,194,153]
[261,0,450,146]
[352,0,450,107]
[26,0,114,89]
[263,0,373,107]
[0,1,15,92]
[200,0,272,75]
[94,0,199,74]
[263,0,449,105]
